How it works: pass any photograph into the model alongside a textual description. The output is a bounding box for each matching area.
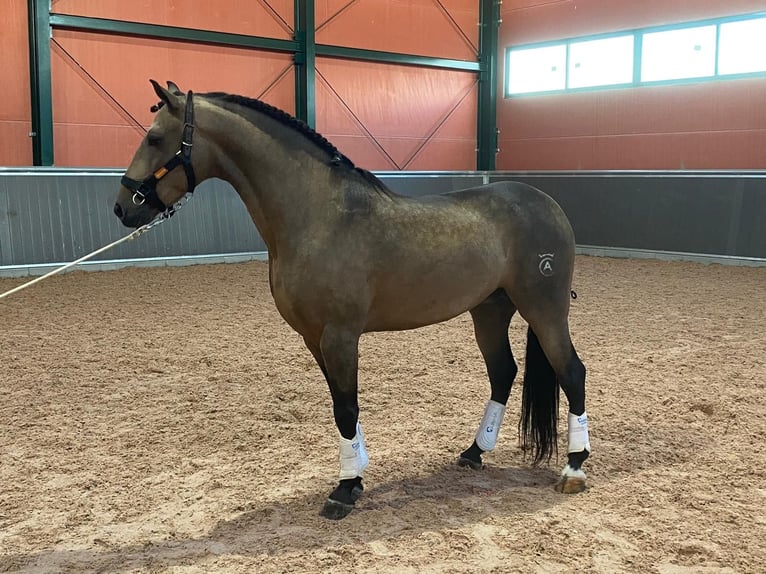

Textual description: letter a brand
[538,253,555,277]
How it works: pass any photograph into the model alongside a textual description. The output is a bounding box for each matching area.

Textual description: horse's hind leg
[459,289,518,470]
[523,312,590,493]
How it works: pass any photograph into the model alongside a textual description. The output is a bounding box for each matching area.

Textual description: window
[641,25,717,82]
[568,35,634,89]
[506,44,566,95]
[505,12,766,97]
[718,17,766,75]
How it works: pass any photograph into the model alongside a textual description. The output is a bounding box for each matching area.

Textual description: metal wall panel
[0,173,264,266]
[0,0,33,166]
[498,80,766,171]
[316,0,478,61]
[379,172,485,196]
[1,171,764,271]
[10,1,484,170]
[0,178,11,264]
[316,58,478,171]
[0,171,486,268]
[312,1,480,172]
[489,172,766,258]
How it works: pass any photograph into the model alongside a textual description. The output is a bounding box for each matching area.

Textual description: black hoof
[457,456,483,470]
[458,442,484,470]
[321,498,355,520]
[320,477,363,520]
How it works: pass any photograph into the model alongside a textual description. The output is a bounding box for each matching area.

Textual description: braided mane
[201,92,391,194]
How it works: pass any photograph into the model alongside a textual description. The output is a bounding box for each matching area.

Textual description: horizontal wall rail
[1,170,764,277]
[50,14,300,52]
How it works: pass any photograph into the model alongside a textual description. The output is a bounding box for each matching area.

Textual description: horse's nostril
[113,202,123,218]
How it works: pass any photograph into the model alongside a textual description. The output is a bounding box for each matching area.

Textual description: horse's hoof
[320,477,363,519]
[457,455,483,470]
[555,475,587,494]
[458,443,484,470]
[321,498,355,520]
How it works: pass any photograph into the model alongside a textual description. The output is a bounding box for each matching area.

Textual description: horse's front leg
[305,326,368,519]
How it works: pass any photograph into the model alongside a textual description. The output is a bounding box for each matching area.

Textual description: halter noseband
[121,91,196,215]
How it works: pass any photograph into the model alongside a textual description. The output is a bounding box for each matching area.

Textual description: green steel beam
[477,0,500,171]
[294,0,316,128]
[316,44,480,72]
[48,12,480,73]
[49,14,299,53]
[28,0,54,166]
[46,7,486,169]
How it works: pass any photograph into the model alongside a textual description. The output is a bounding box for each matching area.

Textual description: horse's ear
[150,79,181,111]
[166,80,183,95]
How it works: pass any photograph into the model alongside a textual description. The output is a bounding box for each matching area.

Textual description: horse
[113,80,591,520]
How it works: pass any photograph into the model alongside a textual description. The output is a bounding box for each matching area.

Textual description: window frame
[504,11,766,98]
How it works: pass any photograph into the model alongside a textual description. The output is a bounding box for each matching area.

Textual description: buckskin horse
[113,81,591,519]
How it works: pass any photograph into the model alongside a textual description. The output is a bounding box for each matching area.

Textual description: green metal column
[477,0,500,171]
[294,0,316,128]
[28,0,54,166]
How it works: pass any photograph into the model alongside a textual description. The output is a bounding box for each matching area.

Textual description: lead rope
[0,193,191,301]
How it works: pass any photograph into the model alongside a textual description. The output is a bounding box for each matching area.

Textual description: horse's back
[448,180,567,219]
[445,180,574,251]
[379,179,575,284]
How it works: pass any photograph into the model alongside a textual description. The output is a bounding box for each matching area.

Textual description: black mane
[201,91,391,195]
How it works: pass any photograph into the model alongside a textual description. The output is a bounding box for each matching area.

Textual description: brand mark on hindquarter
[538,253,555,277]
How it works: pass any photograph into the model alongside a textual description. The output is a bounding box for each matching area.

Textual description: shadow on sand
[1,461,562,572]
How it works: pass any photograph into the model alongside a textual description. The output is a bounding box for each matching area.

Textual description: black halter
[121,91,196,214]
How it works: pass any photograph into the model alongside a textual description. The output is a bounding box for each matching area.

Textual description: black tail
[519,327,559,464]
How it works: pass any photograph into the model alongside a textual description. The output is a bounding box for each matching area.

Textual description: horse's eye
[146,134,162,147]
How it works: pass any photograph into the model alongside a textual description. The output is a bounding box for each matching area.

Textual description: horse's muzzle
[113,200,154,228]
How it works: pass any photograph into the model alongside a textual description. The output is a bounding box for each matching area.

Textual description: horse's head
[114,80,199,228]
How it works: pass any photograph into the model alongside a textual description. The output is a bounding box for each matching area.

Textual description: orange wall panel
[404,139,476,171]
[316,0,478,61]
[500,130,766,170]
[498,1,766,170]
[51,0,293,39]
[316,57,477,171]
[9,1,481,169]
[51,30,294,167]
[0,0,33,165]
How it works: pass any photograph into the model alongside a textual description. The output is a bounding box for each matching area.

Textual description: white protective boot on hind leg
[561,411,591,480]
[338,421,369,480]
[475,400,506,451]
[567,411,591,454]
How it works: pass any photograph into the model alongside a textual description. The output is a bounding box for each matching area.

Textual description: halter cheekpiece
[120,91,197,216]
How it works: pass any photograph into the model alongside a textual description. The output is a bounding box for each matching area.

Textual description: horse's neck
[202,103,335,252]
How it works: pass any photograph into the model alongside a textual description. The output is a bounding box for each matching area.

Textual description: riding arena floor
[0,255,764,573]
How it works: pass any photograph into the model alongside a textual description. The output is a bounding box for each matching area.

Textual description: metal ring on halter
[132,192,146,206]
